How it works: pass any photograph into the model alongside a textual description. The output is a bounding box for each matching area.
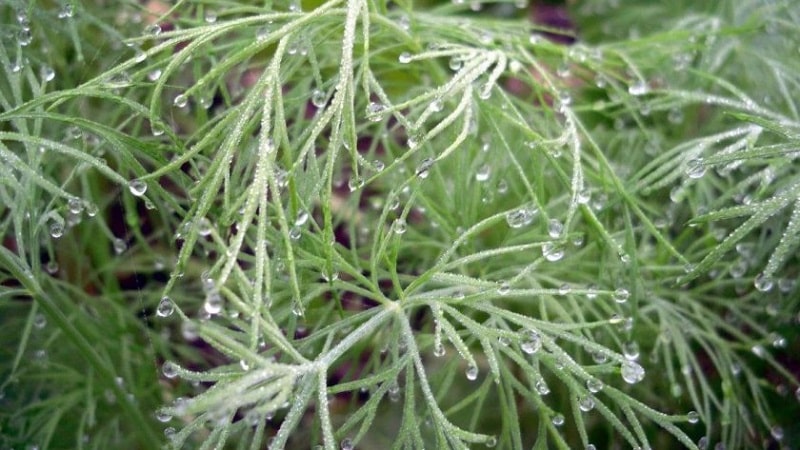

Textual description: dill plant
[0,0,798,449]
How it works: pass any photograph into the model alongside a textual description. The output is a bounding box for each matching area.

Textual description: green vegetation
[1,0,798,448]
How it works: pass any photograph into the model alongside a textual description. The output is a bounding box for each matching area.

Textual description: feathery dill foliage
[0,0,798,448]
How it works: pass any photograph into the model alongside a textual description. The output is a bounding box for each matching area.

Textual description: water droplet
[155,408,172,422]
[347,176,364,192]
[156,296,174,317]
[340,438,354,450]
[520,329,542,354]
[129,179,147,196]
[751,344,767,358]
[687,411,700,424]
[204,292,223,315]
[449,56,463,71]
[770,425,783,441]
[112,238,127,254]
[17,29,33,46]
[204,11,218,23]
[578,395,595,412]
[620,360,645,384]
[289,226,302,240]
[465,364,479,381]
[366,102,386,122]
[552,413,565,426]
[613,288,630,303]
[547,219,564,238]
[240,359,250,371]
[173,94,188,108]
[49,221,64,239]
[475,164,491,182]
[558,283,571,295]
[586,378,603,393]
[505,206,537,228]
[67,197,83,214]
[497,281,510,295]
[485,436,497,448]
[162,361,179,379]
[623,341,640,360]
[197,217,213,236]
[392,219,408,234]
[57,3,74,19]
[311,89,326,108]
[668,108,684,124]
[145,23,162,36]
[628,80,648,96]
[415,158,434,178]
[535,378,550,395]
[686,158,706,179]
[433,343,446,357]
[398,52,412,64]
[33,314,47,329]
[754,272,774,292]
[288,0,302,12]
[542,242,564,261]
[497,180,508,194]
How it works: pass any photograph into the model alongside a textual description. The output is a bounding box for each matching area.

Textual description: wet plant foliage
[1,0,799,449]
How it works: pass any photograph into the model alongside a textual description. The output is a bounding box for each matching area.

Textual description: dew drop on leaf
[156,296,174,318]
[687,411,700,424]
[578,395,595,412]
[754,272,774,292]
[520,329,542,354]
[49,222,64,239]
[162,361,179,379]
[552,413,565,426]
[112,238,127,254]
[547,219,564,238]
[129,179,147,196]
[173,94,189,108]
[311,89,326,108]
[613,288,630,303]
[393,218,407,235]
[465,364,478,381]
[145,23,162,36]
[398,52,412,64]
[366,102,386,122]
[628,80,648,96]
[621,361,645,384]
[586,378,603,393]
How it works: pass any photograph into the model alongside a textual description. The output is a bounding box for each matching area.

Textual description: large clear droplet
[542,242,564,261]
[547,219,564,238]
[204,292,223,315]
[49,222,64,239]
[311,89,326,108]
[506,206,536,228]
[465,364,478,381]
[162,361,179,379]
[613,288,630,303]
[628,80,648,96]
[520,329,542,354]
[129,179,147,196]
[366,102,386,122]
[415,158,434,178]
[475,164,491,182]
[754,272,774,292]
[398,52,412,64]
[578,395,595,412]
[173,94,189,108]
[156,296,175,317]
[620,361,645,384]
[586,378,603,393]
